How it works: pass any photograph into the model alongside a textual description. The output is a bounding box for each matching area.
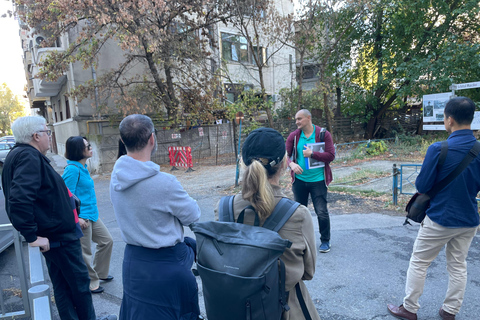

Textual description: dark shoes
[91,286,105,294]
[100,275,114,282]
[439,308,455,320]
[387,304,417,320]
[319,241,331,253]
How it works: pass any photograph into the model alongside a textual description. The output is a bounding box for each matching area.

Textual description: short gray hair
[119,114,154,152]
[11,116,46,144]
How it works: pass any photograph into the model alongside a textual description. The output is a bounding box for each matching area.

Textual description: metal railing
[392,164,480,205]
[0,224,52,319]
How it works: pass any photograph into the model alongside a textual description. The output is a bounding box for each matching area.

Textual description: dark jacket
[2,144,78,243]
[285,126,335,186]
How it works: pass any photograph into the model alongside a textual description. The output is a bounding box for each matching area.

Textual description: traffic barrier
[168,146,194,172]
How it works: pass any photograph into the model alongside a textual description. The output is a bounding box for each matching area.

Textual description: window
[251,46,267,66]
[65,96,71,119]
[298,64,320,80]
[224,83,253,103]
[221,33,249,63]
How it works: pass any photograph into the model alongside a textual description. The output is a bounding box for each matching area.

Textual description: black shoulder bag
[405,141,480,225]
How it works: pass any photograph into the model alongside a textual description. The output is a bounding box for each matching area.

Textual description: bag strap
[319,127,326,143]
[279,259,290,312]
[262,198,300,232]
[437,141,448,170]
[218,195,235,222]
[427,141,480,198]
[295,283,313,320]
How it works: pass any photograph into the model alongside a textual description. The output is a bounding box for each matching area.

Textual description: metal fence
[334,138,396,161]
[0,224,51,319]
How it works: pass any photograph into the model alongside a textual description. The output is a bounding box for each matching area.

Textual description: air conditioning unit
[35,35,45,46]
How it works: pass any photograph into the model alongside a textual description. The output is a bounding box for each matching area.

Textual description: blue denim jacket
[416,129,480,228]
[62,160,99,222]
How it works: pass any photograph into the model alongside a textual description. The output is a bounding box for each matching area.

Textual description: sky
[0,0,28,98]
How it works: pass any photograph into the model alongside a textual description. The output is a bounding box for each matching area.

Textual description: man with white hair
[2,116,116,320]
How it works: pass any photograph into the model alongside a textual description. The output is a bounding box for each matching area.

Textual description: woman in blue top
[62,136,114,294]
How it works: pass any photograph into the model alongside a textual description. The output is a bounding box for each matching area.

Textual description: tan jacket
[215,185,321,320]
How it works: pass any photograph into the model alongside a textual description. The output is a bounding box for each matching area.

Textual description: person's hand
[289,162,303,175]
[79,218,89,230]
[303,146,313,158]
[29,236,50,252]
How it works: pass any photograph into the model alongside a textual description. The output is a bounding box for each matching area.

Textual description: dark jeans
[43,240,95,320]
[292,178,330,243]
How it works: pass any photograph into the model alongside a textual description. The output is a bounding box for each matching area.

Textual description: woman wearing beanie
[215,127,320,320]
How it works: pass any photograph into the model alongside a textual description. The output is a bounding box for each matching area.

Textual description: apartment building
[17,0,296,172]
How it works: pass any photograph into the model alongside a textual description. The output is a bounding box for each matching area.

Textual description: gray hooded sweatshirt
[110,155,200,249]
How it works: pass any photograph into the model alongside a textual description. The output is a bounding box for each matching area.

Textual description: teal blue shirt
[296,127,325,182]
[62,160,99,221]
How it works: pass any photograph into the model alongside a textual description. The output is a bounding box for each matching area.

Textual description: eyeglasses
[34,130,52,137]
[86,144,92,150]
[152,129,158,135]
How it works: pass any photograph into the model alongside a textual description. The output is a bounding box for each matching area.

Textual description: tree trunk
[336,87,341,117]
[297,51,305,111]
[323,92,333,137]
[258,65,274,127]
[365,116,377,139]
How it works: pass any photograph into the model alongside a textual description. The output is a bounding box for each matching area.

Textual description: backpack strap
[295,283,313,320]
[262,198,300,233]
[319,127,326,142]
[279,259,290,312]
[218,195,235,222]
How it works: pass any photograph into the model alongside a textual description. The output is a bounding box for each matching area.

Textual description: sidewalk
[44,154,480,319]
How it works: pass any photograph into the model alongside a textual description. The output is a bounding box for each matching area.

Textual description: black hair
[117,139,127,159]
[119,114,154,152]
[65,136,88,161]
[444,97,475,125]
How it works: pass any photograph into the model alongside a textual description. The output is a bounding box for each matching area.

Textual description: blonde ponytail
[242,159,276,221]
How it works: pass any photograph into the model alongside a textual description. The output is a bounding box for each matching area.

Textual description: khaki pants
[80,218,114,290]
[403,215,477,315]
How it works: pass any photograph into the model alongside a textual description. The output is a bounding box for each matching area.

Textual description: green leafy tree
[343,0,480,138]
[0,83,26,135]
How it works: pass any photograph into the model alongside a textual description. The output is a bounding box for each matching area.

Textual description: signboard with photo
[422,92,451,123]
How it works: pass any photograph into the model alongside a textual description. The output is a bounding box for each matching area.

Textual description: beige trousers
[80,218,114,290]
[403,215,477,315]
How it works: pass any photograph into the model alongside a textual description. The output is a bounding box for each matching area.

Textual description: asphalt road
[2,154,480,319]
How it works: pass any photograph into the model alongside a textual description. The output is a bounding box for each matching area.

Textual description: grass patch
[333,169,391,186]
[329,186,388,198]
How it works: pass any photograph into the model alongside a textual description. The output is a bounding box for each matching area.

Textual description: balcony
[31,47,66,98]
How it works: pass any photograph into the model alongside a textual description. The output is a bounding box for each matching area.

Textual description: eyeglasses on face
[34,130,52,136]
[85,144,92,150]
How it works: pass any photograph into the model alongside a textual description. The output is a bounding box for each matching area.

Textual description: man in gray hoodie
[110,114,201,320]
